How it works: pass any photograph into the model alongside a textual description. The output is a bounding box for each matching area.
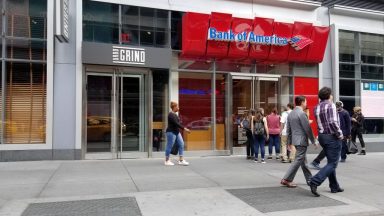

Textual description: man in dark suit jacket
[281,95,318,188]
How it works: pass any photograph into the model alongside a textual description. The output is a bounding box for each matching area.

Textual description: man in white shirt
[280,103,295,163]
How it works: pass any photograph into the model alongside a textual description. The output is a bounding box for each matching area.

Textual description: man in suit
[281,95,318,188]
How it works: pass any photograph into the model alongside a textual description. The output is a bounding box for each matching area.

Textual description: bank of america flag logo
[289,35,313,50]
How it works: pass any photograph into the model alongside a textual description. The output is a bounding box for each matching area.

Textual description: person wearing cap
[336,101,351,162]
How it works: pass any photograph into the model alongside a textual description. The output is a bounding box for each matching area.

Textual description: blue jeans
[254,135,265,160]
[310,134,342,191]
[268,134,280,155]
[165,132,184,157]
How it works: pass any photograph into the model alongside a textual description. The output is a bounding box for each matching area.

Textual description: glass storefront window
[121,5,139,45]
[339,96,356,115]
[178,59,213,71]
[339,80,356,97]
[152,70,169,152]
[280,76,293,110]
[171,11,184,50]
[5,62,47,144]
[339,30,355,63]
[364,119,384,134]
[339,63,355,78]
[361,33,384,65]
[216,59,253,73]
[83,1,119,44]
[361,65,384,80]
[257,63,291,75]
[6,39,46,60]
[179,72,213,150]
[293,63,317,77]
[1,1,47,145]
[216,74,227,150]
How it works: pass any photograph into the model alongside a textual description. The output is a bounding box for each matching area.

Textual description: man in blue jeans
[309,87,344,197]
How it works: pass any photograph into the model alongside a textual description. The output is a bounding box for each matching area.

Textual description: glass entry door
[232,75,279,146]
[86,71,145,158]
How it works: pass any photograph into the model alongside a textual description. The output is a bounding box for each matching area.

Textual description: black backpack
[254,119,265,136]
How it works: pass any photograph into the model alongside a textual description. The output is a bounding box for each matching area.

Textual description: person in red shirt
[267,108,281,160]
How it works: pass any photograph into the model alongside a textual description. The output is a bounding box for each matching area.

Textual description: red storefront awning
[182,12,330,64]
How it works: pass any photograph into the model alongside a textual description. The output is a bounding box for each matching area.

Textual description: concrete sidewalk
[0,153,383,216]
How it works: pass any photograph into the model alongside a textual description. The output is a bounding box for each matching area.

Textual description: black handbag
[170,143,179,155]
[347,139,358,154]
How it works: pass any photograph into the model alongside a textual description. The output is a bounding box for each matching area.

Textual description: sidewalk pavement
[0,153,383,216]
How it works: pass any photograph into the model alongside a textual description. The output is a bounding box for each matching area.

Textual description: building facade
[0,0,383,161]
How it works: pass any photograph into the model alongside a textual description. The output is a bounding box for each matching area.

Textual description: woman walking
[165,101,191,166]
[266,108,280,160]
[351,107,366,155]
[253,108,269,163]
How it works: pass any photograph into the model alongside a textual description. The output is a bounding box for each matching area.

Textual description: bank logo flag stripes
[289,35,314,50]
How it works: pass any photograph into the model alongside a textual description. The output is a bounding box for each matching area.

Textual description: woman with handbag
[165,101,191,166]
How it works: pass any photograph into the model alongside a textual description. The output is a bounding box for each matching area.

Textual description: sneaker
[358,150,366,155]
[267,155,273,160]
[340,159,346,162]
[164,160,175,166]
[178,160,189,166]
[309,162,321,170]
[261,159,266,164]
[254,160,258,163]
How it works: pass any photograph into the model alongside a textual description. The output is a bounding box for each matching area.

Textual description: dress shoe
[309,182,320,197]
[280,179,297,188]
[331,188,344,193]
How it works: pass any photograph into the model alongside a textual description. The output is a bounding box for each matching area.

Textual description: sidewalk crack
[121,160,140,192]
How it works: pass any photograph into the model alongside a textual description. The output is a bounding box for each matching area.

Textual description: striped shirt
[314,100,343,139]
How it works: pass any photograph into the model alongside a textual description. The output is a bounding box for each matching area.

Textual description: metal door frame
[85,66,149,159]
[228,73,281,151]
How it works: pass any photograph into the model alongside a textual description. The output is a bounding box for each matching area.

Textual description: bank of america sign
[112,46,146,65]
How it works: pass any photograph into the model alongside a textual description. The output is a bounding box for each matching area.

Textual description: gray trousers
[283,145,312,182]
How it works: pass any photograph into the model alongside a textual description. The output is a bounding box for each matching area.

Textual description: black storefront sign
[82,42,171,69]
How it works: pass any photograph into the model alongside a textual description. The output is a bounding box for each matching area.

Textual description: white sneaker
[261,159,266,164]
[164,160,175,166]
[178,160,189,166]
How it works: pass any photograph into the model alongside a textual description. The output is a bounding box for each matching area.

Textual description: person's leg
[281,135,288,161]
[254,135,259,161]
[357,131,366,155]
[268,135,273,158]
[310,135,341,189]
[340,139,347,161]
[260,135,266,161]
[283,146,306,182]
[275,135,281,158]
[300,148,312,184]
[246,133,251,158]
[175,133,185,159]
[289,145,296,162]
[313,150,326,164]
[351,129,357,145]
[246,130,253,158]
[165,132,177,162]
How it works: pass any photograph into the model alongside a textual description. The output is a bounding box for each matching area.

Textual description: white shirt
[280,110,292,136]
